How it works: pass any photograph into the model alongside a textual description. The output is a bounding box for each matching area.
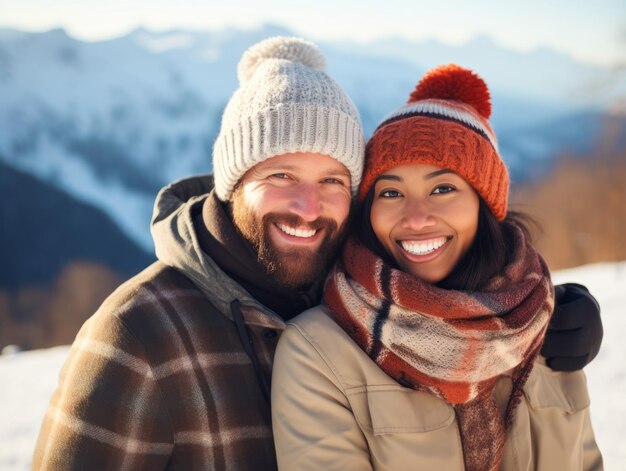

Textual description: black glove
[541,283,603,372]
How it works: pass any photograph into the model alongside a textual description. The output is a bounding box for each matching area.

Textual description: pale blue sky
[1,0,624,67]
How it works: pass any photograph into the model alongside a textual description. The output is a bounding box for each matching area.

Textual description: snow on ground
[1,262,625,470]
[552,261,626,470]
[0,345,70,470]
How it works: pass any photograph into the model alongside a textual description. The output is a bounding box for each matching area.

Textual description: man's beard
[231,193,348,290]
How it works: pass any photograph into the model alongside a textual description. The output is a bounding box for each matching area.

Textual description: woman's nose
[401,199,436,230]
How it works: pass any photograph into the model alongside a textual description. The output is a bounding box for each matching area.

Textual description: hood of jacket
[151,174,280,322]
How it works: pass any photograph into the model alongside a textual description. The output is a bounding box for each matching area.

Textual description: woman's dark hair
[356,186,535,292]
[437,200,536,291]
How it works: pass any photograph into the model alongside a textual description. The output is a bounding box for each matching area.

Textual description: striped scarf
[324,222,553,471]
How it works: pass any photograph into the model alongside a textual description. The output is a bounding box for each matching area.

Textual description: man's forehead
[252,153,350,175]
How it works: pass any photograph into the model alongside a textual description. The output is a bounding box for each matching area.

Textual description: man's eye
[380,189,402,198]
[323,177,345,185]
[270,173,289,179]
[432,185,455,194]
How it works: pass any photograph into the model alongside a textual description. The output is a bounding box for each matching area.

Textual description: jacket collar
[151,175,322,322]
[197,190,322,320]
[151,175,273,321]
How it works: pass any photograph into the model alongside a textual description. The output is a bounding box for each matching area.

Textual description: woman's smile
[398,236,450,257]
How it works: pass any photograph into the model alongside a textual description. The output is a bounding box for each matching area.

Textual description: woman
[271,65,603,471]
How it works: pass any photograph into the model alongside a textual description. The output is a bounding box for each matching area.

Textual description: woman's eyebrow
[375,175,402,183]
[375,169,455,183]
[425,169,455,179]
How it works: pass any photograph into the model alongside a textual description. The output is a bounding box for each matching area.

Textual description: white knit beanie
[212,36,365,201]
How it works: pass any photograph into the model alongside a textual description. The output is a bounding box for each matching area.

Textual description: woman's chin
[395,245,457,284]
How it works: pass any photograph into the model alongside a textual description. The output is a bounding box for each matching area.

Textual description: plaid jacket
[32,177,288,470]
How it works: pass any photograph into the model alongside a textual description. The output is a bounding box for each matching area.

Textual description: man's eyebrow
[260,164,350,176]
[259,164,297,172]
[324,168,351,176]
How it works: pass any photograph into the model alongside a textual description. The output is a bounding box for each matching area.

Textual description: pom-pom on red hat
[360,64,509,221]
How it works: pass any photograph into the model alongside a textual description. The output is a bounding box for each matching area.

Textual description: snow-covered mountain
[1,24,623,250]
[1,261,625,470]
[340,35,626,110]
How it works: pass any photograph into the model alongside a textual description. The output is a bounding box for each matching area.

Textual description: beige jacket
[272,306,603,471]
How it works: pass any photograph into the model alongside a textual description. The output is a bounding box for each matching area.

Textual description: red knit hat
[360,64,509,220]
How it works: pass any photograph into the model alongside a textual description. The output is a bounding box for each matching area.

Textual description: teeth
[401,237,447,255]
[277,223,317,238]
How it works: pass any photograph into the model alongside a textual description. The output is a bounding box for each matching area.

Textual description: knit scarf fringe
[324,222,553,471]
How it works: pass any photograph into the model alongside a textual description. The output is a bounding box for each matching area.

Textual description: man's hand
[542,283,603,372]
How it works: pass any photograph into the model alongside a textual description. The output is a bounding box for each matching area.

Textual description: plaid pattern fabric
[32,261,285,470]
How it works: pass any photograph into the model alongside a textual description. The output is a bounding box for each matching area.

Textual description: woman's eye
[380,189,402,198]
[432,185,455,195]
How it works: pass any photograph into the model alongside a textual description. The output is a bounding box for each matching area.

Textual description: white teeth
[401,237,447,255]
[277,223,317,238]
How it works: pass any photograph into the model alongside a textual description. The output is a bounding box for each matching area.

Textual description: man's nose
[288,184,322,222]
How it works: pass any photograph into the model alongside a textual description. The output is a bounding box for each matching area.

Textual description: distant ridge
[0,161,153,288]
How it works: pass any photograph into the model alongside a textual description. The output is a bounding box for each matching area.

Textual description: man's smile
[276,223,318,239]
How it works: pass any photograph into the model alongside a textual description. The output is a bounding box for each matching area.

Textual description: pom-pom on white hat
[212,36,365,201]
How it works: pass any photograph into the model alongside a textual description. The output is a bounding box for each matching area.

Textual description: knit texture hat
[360,64,509,220]
[213,36,365,201]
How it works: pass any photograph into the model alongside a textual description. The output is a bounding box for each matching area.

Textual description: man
[32,37,602,470]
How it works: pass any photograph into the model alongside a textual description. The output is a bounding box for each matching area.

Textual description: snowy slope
[0,261,624,470]
[0,346,69,470]
[552,262,626,469]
